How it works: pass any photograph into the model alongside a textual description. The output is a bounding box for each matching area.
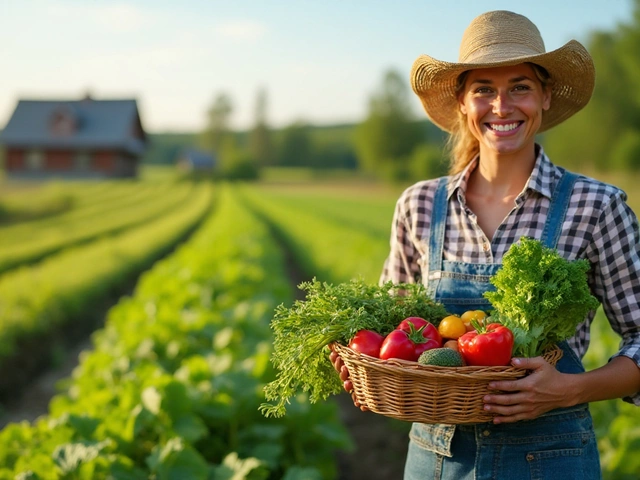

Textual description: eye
[513,84,531,92]
[474,86,493,94]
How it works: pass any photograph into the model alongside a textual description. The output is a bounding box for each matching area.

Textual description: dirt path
[275,223,410,479]
[0,338,91,428]
[334,394,410,480]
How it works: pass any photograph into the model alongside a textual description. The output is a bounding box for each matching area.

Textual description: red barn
[0,96,147,179]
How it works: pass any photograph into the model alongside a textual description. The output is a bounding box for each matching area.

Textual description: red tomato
[379,324,440,361]
[457,323,514,366]
[396,317,443,347]
[348,329,385,358]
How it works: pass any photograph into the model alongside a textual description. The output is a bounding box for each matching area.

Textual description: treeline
[145,0,640,182]
[543,0,640,172]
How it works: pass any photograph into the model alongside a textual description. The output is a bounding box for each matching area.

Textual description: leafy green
[260,278,448,418]
[484,237,599,357]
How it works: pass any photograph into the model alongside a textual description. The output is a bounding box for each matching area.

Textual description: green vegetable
[417,348,465,367]
[260,278,448,417]
[484,237,600,358]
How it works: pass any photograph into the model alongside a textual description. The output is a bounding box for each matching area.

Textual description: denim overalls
[404,172,602,480]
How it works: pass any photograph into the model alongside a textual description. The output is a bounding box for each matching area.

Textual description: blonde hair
[445,63,552,175]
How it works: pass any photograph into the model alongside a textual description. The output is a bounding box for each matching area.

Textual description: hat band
[462,43,545,64]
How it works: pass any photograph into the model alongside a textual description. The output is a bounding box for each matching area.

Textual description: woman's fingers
[339,365,350,382]
[329,351,364,409]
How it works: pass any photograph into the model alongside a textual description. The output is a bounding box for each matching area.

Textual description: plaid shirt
[381,146,640,405]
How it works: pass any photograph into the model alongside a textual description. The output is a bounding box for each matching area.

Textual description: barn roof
[0,98,147,156]
[180,149,216,169]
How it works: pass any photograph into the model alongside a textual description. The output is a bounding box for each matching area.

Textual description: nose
[492,91,514,116]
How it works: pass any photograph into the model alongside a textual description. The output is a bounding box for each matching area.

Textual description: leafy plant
[484,237,599,357]
[261,278,447,417]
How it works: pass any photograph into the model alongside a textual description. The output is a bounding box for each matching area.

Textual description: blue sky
[0,0,632,133]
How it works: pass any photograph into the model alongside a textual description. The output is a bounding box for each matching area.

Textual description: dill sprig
[260,278,447,417]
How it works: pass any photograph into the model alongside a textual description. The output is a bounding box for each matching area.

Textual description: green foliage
[0,182,195,275]
[200,92,234,155]
[249,87,274,168]
[238,184,396,283]
[354,69,425,180]
[276,122,313,168]
[544,2,640,172]
[142,133,197,165]
[610,130,640,171]
[484,238,599,357]
[0,183,213,365]
[0,185,349,478]
[408,143,448,181]
[261,278,447,417]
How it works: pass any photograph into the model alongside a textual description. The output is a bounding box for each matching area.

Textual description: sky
[0,0,633,133]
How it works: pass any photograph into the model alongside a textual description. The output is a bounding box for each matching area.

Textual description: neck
[470,145,537,198]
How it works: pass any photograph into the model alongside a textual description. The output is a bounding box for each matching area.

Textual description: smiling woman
[330,9,640,480]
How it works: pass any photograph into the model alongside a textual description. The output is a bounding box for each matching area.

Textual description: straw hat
[411,10,595,133]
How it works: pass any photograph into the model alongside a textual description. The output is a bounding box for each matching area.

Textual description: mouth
[486,121,523,133]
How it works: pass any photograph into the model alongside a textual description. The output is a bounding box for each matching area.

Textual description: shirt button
[482,429,491,437]
[482,243,490,252]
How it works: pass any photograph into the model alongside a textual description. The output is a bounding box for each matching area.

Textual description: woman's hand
[328,345,368,411]
[482,356,574,424]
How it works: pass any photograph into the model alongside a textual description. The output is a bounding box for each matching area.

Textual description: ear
[542,86,551,111]
[459,96,468,115]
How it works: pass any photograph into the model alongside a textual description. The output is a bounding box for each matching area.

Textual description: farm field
[0,171,639,478]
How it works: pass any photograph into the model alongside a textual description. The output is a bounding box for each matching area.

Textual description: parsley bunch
[484,238,600,358]
[260,278,447,418]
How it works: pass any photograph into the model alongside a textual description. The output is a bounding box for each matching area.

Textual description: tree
[249,87,274,167]
[277,121,313,167]
[544,0,640,172]
[354,69,424,180]
[200,92,233,157]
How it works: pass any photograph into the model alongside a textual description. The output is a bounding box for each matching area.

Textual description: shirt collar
[448,144,557,201]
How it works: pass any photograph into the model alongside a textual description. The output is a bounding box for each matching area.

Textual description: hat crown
[459,10,546,64]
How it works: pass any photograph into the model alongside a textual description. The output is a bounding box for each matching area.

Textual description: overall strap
[541,171,578,249]
[428,176,450,274]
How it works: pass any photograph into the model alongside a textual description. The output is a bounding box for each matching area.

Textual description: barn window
[76,151,91,170]
[26,150,44,170]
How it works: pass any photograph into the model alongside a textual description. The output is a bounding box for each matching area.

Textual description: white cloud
[43,1,153,34]
[215,20,268,41]
[92,3,151,33]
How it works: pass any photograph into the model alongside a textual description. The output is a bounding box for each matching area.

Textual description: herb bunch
[260,278,447,417]
[484,238,600,358]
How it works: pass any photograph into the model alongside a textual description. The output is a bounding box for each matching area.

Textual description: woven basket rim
[332,342,563,424]
[332,342,563,379]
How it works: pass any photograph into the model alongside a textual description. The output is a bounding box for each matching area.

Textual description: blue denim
[405,405,600,480]
[404,171,602,479]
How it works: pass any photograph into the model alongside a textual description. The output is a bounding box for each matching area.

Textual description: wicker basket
[332,342,563,424]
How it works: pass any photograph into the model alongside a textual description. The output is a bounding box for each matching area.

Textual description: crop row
[237,185,392,284]
[238,183,640,480]
[0,183,213,394]
[0,182,196,275]
[1,181,153,231]
[0,184,349,479]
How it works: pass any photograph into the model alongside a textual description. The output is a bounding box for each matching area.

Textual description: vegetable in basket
[348,329,385,357]
[260,278,448,418]
[457,322,514,366]
[379,321,441,361]
[483,237,600,358]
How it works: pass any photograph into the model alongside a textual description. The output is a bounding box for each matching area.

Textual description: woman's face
[458,63,551,158]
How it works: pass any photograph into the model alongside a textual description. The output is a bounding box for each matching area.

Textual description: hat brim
[411,40,595,133]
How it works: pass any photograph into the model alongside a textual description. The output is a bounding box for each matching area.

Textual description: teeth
[490,122,520,132]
